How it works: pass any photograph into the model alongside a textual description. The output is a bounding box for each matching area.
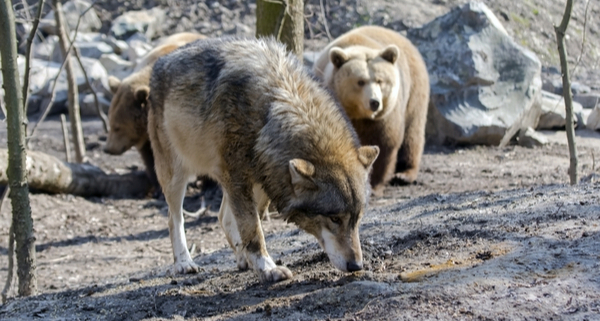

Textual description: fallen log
[0,149,150,197]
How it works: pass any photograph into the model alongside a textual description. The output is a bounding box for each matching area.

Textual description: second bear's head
[325,45,402,121]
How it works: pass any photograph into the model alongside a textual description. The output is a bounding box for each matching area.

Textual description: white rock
[518,127,548,148]
[586,106,600,131]
[110,8,166,40]
[99,54,134,80]
[537,91,583,130]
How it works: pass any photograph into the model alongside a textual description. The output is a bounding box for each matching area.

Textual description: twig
[183,197,208,218]
[319,0,332,40]
[60,113,71,162]
[0,99,6,121]
[27,51,70,141]
[21,0,45,117]
[73,46,109,132]
[0,187,14,304]
[569,0,592,78]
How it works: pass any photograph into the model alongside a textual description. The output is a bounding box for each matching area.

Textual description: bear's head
[103,76,150,155]
[326,45,400,120]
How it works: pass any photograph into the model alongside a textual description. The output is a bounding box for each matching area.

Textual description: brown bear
[313,25,430,194]
[104,32,206,193]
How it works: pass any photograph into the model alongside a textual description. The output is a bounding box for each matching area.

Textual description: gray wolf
[148,37,379,282]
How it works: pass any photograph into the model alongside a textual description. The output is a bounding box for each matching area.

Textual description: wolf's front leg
[222,187,292,282]
[218,192,248,270]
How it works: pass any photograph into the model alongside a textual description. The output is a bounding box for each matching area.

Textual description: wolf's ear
[289,159,316,196]
[134,86,150,106]
[357,146,379,169]
[108,76,121,94]
[329,47,349,69]
[380,45,399,64]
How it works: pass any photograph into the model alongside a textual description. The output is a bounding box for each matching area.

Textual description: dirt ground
[1,118,600,320]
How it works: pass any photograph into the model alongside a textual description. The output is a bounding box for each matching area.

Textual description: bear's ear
[357,145,379,169]
[108,76,121,94]
[380,45,399,64]
[134,86,150,106]
[289,159,317,196]
[329,47,349,69]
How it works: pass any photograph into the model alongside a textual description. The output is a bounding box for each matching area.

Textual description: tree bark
[0,149,152,197]
[256,0,304,61]
[53,0,86,163]
[554,0,578,185]
[0,0,37,296]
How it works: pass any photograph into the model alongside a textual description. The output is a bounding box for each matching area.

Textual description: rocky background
[3,0,600,146]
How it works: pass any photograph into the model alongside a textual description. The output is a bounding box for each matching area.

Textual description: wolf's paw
[259,265,293,283]
[174,259,199,274]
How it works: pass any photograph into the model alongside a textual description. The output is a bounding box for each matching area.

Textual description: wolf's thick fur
[148,37,379,282]
[313,26,429,193]
[103,32,205,192]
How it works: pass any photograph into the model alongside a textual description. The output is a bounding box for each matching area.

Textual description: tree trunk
[0,149,152,197]
[554,0,578,185]
[256,0,304,61]
[0,0,37,296]
[53,0,86,163]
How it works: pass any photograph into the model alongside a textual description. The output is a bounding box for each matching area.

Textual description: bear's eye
[113,127,120,133]
[376,79,383,85]
[357,80,365,87]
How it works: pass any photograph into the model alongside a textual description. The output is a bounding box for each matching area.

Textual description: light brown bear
[104,32,205,193]
[313,25,429,194]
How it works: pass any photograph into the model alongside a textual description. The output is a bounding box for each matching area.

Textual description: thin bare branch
[28,49,70,140]
[22,0,45,117]
[60,113,71,162]
[319,0,332,40]
[73,46,109,132]
[570,0,592,77]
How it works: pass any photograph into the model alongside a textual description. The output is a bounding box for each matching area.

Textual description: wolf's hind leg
[165,169,199,274]
[218,192,248,270]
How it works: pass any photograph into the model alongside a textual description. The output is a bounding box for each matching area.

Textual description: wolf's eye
[330,217,342,225]
[357,80,365,87]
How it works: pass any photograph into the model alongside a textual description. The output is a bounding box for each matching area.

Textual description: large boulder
[109,8,166,40]
[39,0,102,35]
[407,1,542,145]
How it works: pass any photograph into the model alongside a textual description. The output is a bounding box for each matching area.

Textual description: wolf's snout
[369,99,380,111]
[346,261,363,272]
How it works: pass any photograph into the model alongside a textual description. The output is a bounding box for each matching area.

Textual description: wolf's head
[282,145,379,272]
